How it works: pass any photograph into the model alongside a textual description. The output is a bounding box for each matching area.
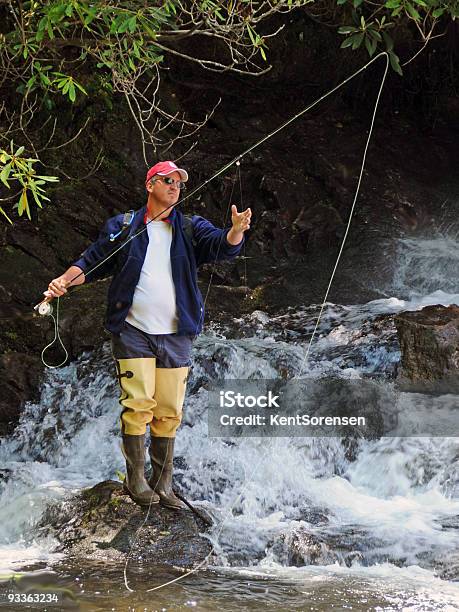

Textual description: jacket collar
[142,204,178,225]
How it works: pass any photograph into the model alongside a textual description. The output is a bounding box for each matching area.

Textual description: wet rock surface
[395,304,459,392]
[37,480,213,568]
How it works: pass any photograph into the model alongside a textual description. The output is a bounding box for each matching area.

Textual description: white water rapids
[0,234,458,609]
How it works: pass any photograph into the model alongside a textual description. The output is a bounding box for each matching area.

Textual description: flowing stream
[0,233,458,611]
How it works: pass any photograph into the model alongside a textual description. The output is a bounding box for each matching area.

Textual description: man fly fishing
[44,160,251,508]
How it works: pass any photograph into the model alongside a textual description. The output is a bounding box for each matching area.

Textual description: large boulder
[36,481,213,568]
[395,304,459,392]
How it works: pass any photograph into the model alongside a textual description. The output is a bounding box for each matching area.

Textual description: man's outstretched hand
[227,204,251,245]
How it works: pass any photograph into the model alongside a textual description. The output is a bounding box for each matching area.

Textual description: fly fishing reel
[34,301,53,316]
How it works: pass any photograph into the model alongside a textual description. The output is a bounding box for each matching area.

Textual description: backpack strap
[109,210,135,242]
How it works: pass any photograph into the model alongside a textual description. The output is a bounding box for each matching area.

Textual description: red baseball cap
[145,161,188,186]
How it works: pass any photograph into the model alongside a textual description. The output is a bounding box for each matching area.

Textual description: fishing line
[237,162,249,297]
[200,161,240,315]
[295,52,390,378]
[35,51,389,594]
[39,297,69,369]
[145,51,391,594]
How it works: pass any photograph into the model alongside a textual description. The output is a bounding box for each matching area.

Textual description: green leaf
[368,29,382,42]
[382,31,394,51]
[336,0,347,5]
[117,17,132,34]
[128,16,137,33]
[26,75,37,90]
[260,46,267,61]
[354,0,364,7]
[389,50,403,75]
[13,159,29,173]
[74,81,87,95]
[18,190,28,216]
[29,183,42,207]
[0,163,12,187]
[247,24,256,46]
[341,36,357,49]
[432,7,445,17]
[0,206,13,224]
[352,32,364,49]
[68,83,76,102]
[37,16,47,31]
[140,18,158,40]
[36,175,59,182]
[365,36,377,56]
[338,26,359,34]
[405,2,421,20]
[109,14,124,34]
[385,0,400,7]
[83,8,97,26]
[115,470,125,482]
[48,4,67,23]
[40,73,51,86]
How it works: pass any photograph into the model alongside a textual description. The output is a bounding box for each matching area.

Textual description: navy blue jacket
[72,206,244,336]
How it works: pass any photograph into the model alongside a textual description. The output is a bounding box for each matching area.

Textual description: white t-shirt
[125,221,178,334]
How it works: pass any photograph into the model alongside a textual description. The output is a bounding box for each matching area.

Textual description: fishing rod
[34,51,389,319]
[31,51,390,595]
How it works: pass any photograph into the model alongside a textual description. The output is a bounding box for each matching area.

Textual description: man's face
[148,170,182,206]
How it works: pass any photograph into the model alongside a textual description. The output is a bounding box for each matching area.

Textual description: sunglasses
[153,176,186,190]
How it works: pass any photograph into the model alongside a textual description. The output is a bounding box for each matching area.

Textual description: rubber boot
[148,437,186,509]
[122,433,160,506]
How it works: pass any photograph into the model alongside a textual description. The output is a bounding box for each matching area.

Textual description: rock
[203,284,252,322]
[285,528,339,567]
[395,305,459,393]
[0,352,43,436]
[437,553,459,581]
[36,480,213,568]
[267,524,370,568]
[249,310,271,325]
